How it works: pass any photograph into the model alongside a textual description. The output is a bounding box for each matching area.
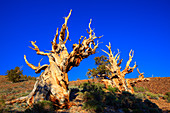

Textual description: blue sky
[0,0,170,81]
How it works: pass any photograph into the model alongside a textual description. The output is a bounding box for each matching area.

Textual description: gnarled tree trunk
[6,10,102,108]
[100,43,149,93]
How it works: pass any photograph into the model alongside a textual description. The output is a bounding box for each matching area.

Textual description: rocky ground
[0,76,169,112]
[69,77,170,113]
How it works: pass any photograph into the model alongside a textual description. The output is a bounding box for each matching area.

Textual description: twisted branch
[29,41,49,56]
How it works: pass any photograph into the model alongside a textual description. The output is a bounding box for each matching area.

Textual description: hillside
[134,77,170,95]
[69,77,170,94]
[0,75,170,112]
[69,77,170,112]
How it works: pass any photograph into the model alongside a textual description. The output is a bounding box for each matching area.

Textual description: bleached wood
[100,43,148,94]
[6,10,101,109]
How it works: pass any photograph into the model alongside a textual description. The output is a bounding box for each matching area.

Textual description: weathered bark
[101,43,148,94]
[6,10,101,108]
[130,68,150,86]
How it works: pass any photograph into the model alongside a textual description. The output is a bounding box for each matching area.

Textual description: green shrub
[134,93,146,99]
[167,98,170,103]
[148,108,161,113]
[165,92,170,97]
[132,109,143,113]
[158,93,164,98]
[83,86,104,102]
[145,91,152,96]
[144,99,159,108]
[145,88,149,91]
[25,100,54,113]
[82,100,104,112]
[0,98,5,113]
[150,94,159,100]
[165,92,170,103]
[133,87,146,92]
[107,85,119,93]
[81,82,104,93]
[145,92,159,100]
[104,92,117,106]
[81,82,162,113]
[162,95,168,100]
[82,82,105,112]
[138,87,145,92]
[122,108,130,113]
[0,99,5,108]
[6,67,23,83]
[133,87,138,92]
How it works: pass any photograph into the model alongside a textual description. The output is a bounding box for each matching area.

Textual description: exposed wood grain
[5,10,101,109]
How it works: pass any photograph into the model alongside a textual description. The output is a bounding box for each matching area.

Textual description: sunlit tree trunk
[101,43,149,93]
[6,10,102,108]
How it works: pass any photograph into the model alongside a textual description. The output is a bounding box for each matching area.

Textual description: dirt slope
[69,77,170,112]
[134,77,170,94]
[0,76,170,112]
[69,77,170,95]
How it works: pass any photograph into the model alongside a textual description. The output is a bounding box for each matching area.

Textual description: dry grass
[133,77,170,94]
[0,76,35,101]
[0,75,170,112]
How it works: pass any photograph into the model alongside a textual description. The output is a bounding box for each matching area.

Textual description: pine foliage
[86,55,111,79]
[6,67,23,83]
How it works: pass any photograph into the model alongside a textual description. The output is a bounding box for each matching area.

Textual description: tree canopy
[86,55,111,79]
[6,66,23,83]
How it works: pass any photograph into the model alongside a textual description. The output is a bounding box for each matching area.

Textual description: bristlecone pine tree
[88,42,149,93]
[6,10,102,108]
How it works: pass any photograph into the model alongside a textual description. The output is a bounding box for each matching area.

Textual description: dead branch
[64,27,71,44]
[24,55,40,70]
[122,50,136,75]
[101,43,138,93]
[24,55,48,73]
[137,68,144,79]
[51,28,59,52]
[7,10,101,108]
[29,41,49,56]
[59,9,72,42]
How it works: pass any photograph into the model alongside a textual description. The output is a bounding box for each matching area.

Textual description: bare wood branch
[64,27,71,44]
[101,49,110,56]
[29,41,49,56]
[114,49,120,61]
[124,49,134,71]
[127,62,137,74]
[64,9,72,27]
[137,68,144,78]
[24,55,40,70]
[38,58,43,67]
[51,28,59,52]
[54,28,59,44]
[130,68,149,86]
[8,10,101,108]
[117,59,123,66]
[59,10,72,41]
[86,19,93,38]
[100,43,139,93]
[92,40,99,54]
[106,42,113,57]
[79,36,83,44]
[24,55,48,74]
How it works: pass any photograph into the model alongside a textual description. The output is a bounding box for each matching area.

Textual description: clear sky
[0,0,170,81]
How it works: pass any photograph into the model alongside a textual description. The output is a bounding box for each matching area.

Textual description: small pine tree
[31,77,36,80]
[6,66,23,83]
[20,74,24,78]
[28,76,32,80]
[24,75,28,79]
[86,55,111,79]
